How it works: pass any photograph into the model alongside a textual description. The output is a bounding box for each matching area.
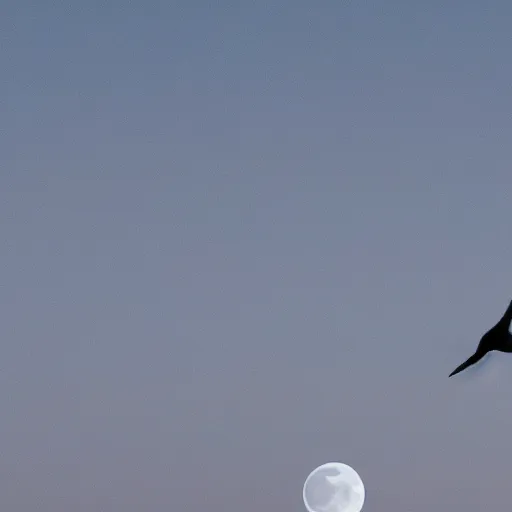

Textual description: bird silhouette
[449,300,512,377]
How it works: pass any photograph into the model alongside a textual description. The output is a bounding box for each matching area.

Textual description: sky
[2,1,512,510]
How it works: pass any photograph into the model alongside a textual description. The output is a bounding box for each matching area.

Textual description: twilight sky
[2,2,512,511]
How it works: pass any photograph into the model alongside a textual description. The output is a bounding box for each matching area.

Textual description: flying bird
[449,299,512,378]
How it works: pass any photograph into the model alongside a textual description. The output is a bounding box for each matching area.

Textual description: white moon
[302,462,365,512]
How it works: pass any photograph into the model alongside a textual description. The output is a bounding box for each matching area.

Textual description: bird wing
[449,351,486,377]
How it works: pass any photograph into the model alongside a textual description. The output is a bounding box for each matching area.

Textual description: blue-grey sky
[3,2,512,510]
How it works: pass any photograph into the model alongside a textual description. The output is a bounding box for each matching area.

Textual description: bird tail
[449,351,486,377]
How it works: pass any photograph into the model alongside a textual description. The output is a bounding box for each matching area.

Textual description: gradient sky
[2,2,512,511]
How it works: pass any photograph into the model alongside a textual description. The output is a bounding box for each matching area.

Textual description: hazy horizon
[3,2,512,510]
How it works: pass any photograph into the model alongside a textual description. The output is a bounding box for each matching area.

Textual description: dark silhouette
[449,300,512,377]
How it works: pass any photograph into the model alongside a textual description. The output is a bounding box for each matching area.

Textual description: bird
[449,299,512,378]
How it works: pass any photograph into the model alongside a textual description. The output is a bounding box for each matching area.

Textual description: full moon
[302,462,365,512]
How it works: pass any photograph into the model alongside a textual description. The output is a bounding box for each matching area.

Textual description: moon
[302,462,365,512]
